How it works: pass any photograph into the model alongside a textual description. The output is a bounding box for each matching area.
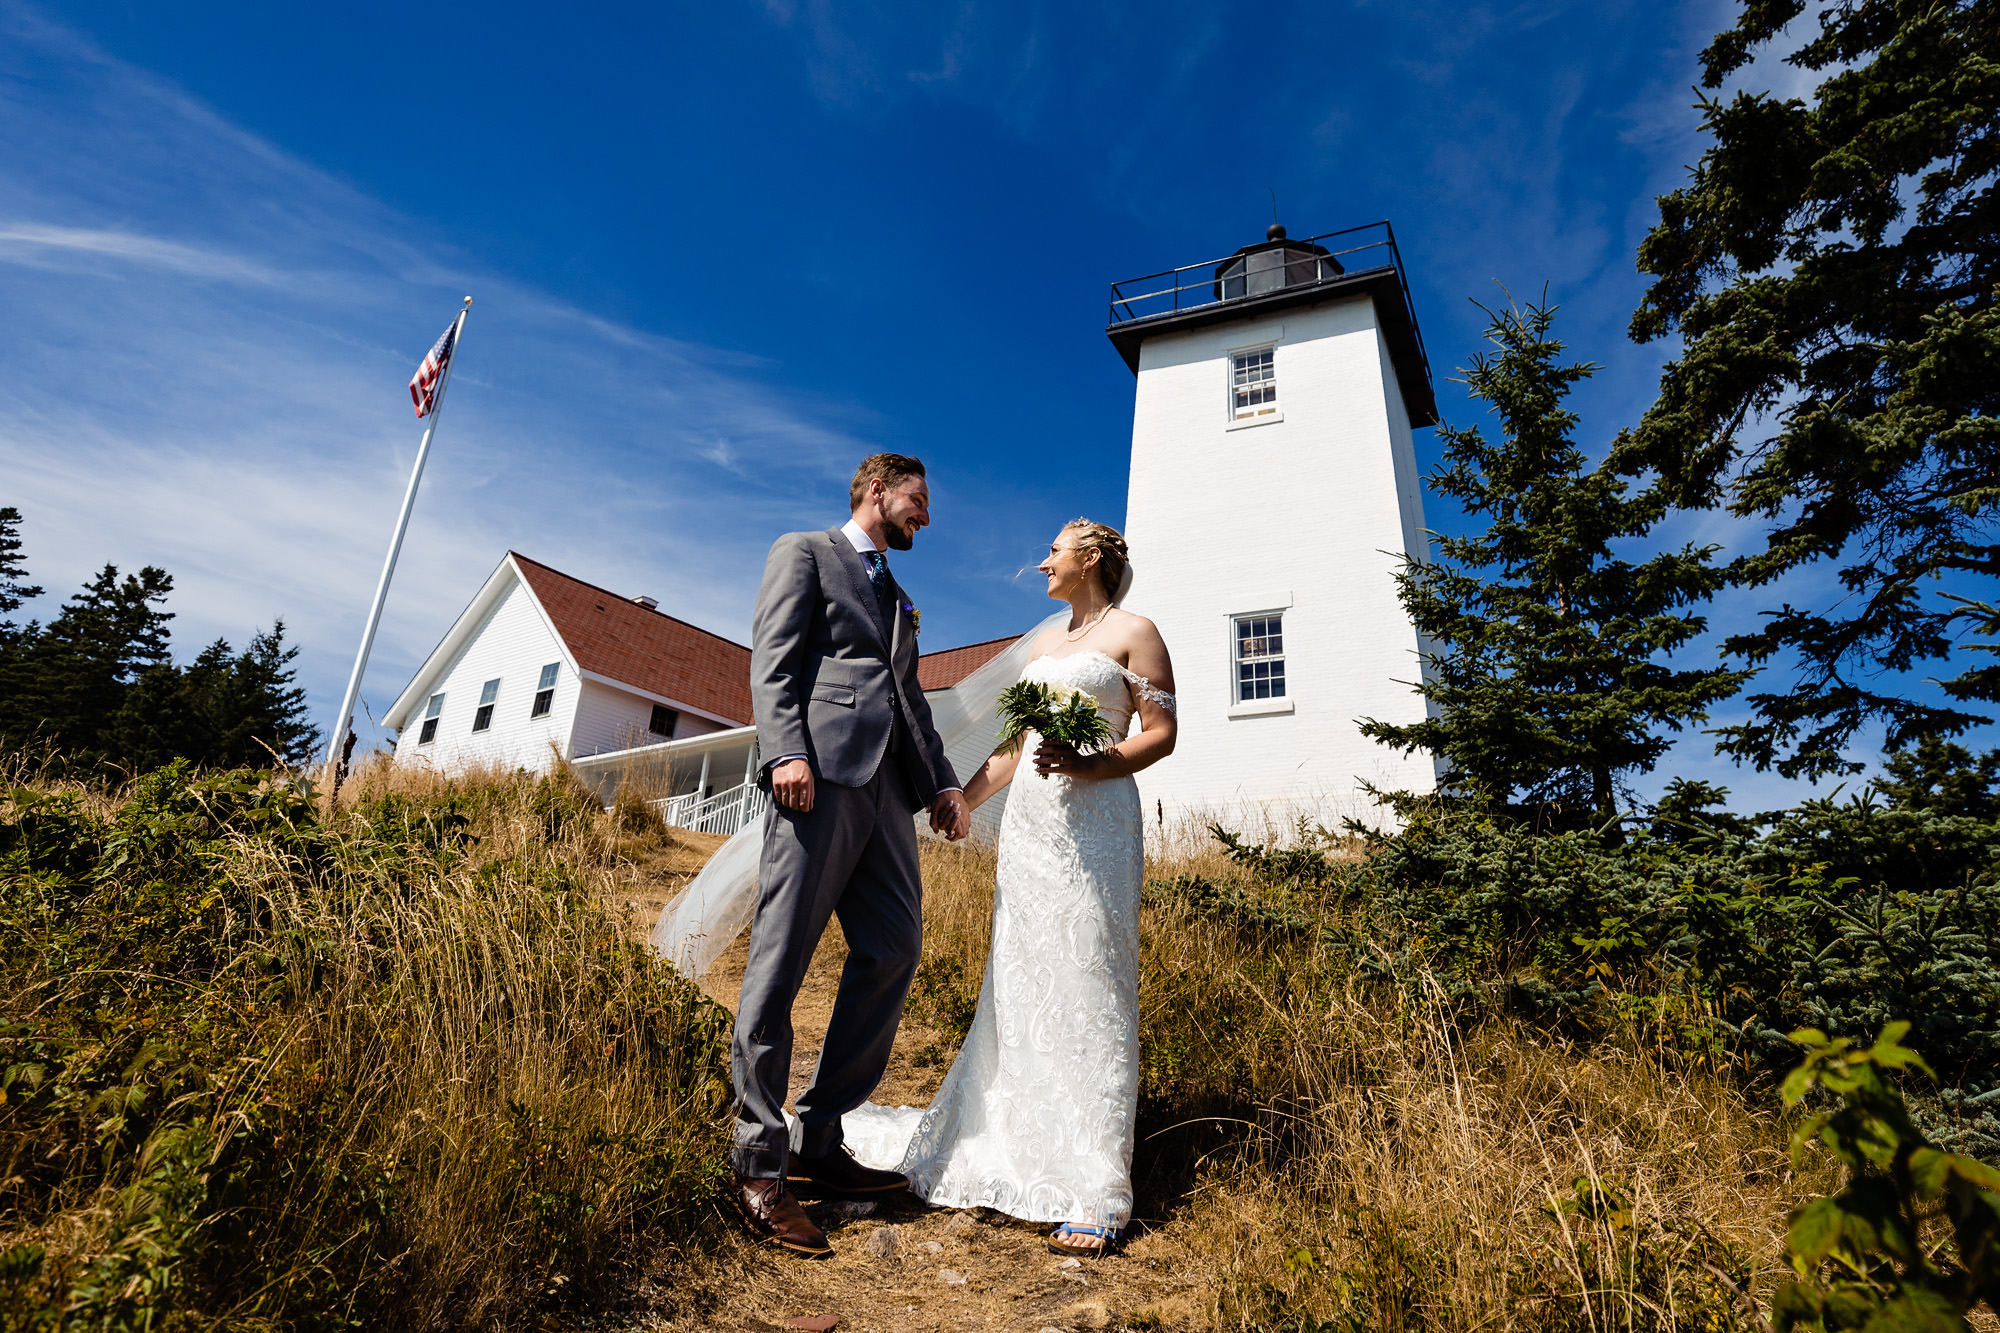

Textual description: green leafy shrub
[907,954,979,1049]
[1771,1023,2000,1333]
[1202,784,2000,1158]
[0,762,730,1331]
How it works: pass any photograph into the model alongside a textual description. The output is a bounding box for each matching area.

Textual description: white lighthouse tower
[1108,221,1440,830]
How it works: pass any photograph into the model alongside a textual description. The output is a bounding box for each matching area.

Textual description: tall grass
[1,759,730,1331]
[5,761,1838,1332]
[906,817,1818,1332]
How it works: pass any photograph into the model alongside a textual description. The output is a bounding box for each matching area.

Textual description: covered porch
[570,724,768,837]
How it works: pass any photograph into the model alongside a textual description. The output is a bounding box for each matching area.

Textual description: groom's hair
[850,453,927,510]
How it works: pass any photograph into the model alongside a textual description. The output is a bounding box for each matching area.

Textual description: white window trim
[418,692,446,744]
[1227,602,1294,715]
[472,677,502,733]
[530,662,559,720]
[1226,337,1282,427]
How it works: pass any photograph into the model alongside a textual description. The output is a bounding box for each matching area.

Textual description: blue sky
[0,0,1961,807]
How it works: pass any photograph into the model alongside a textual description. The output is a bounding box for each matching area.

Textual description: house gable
[383,556,571,732]
[393,573,578,772]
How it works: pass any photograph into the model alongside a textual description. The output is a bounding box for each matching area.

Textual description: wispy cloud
[0,223,281,283]
[0,10,889,754]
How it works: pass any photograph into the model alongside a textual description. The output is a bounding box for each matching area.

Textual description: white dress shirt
[770,520,961,797]
[840,517,881,555]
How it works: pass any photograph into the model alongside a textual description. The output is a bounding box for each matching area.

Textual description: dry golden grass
[865,817,1822,1332]
[1,758,735,1331]
[2,756,1828,1332]
[278,764,730,1323]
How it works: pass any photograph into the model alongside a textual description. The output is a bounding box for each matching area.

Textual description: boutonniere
[900,601,921,636]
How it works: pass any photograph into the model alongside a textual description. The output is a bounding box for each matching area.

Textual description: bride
[847,518,1177,1256]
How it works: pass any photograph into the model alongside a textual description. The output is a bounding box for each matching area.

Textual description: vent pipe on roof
[633,595,659,610]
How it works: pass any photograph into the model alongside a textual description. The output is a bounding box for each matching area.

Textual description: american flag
[408,318,459,417]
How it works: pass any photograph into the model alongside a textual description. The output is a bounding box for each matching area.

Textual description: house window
[1231,348,1277,419]
[649,705,678,737]
[1234,613,1286,701]
[418,693,445,744]
[472,678,500,732]
[530,662,559,719]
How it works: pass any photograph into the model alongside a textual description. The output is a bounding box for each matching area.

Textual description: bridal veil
[648,608,1070,977]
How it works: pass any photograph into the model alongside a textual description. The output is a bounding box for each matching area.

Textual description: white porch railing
[654,781,768,837]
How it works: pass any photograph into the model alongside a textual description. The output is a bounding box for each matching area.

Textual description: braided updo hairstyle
[1063,518,1130,602]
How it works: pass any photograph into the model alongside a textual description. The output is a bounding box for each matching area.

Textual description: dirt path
[626,836,1207,1332]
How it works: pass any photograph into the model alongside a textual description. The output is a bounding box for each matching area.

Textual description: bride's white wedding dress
[840,650,1164,1228]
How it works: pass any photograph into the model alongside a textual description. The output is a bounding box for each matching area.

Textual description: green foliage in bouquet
[996,679,1113,756]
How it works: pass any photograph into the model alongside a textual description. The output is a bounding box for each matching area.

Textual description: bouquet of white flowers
[995,679,1113,756]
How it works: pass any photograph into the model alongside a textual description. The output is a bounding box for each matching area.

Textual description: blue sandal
[1047,1222,1121,1257]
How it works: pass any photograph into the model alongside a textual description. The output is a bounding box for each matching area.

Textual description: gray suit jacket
[750,528,958,809]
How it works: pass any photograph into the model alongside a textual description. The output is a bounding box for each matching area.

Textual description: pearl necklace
[1065,604,1111,641]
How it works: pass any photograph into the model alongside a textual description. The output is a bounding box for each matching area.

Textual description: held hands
[771,758,815,812]
[775,758,968,840]
[930,789,970,841]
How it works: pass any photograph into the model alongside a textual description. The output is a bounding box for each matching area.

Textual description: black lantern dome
[1212,222,1344,301]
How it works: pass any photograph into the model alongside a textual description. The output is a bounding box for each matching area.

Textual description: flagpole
[321,296,472,786]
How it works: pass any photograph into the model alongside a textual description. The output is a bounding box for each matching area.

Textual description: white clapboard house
[380,551,1011,835]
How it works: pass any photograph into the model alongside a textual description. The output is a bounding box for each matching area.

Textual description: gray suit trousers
[731,760,922,1178]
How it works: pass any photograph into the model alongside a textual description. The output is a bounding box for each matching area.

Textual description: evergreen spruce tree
[1361,299,1753,822]
[109,624,319,769]
[0,564,174,762]
[222,622,319,766]
[106,659,200,774]
[0,507,44,741]
[1614,0,2000,778]
[1872,735,2000,818]
[0,506,41,629]
[0,512,318,771]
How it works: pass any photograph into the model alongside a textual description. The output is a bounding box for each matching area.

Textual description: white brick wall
[1120,294,1438,830]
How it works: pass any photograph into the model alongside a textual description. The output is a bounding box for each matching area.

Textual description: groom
[730,452,971,1257]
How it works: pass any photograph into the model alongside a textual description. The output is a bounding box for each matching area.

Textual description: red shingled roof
[512,553,755,726]
[514,553,1016,723]
[917,634,1016,691]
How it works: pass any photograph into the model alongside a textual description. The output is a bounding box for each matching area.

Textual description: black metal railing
[1107,221,1429,387]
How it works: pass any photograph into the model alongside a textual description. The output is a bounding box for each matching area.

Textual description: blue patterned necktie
[865,549,889,603]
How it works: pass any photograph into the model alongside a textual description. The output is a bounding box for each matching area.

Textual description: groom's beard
[885,526,915,551]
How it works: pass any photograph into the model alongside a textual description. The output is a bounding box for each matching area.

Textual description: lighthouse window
[1231,348,1277,419]
[1233,613,1287,702]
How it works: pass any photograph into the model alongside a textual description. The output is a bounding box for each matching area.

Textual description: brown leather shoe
[729,1173,832,1257]
[788,1145,910,1198]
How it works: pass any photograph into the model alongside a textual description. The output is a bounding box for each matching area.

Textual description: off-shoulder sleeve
[1118,665,1177,717]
